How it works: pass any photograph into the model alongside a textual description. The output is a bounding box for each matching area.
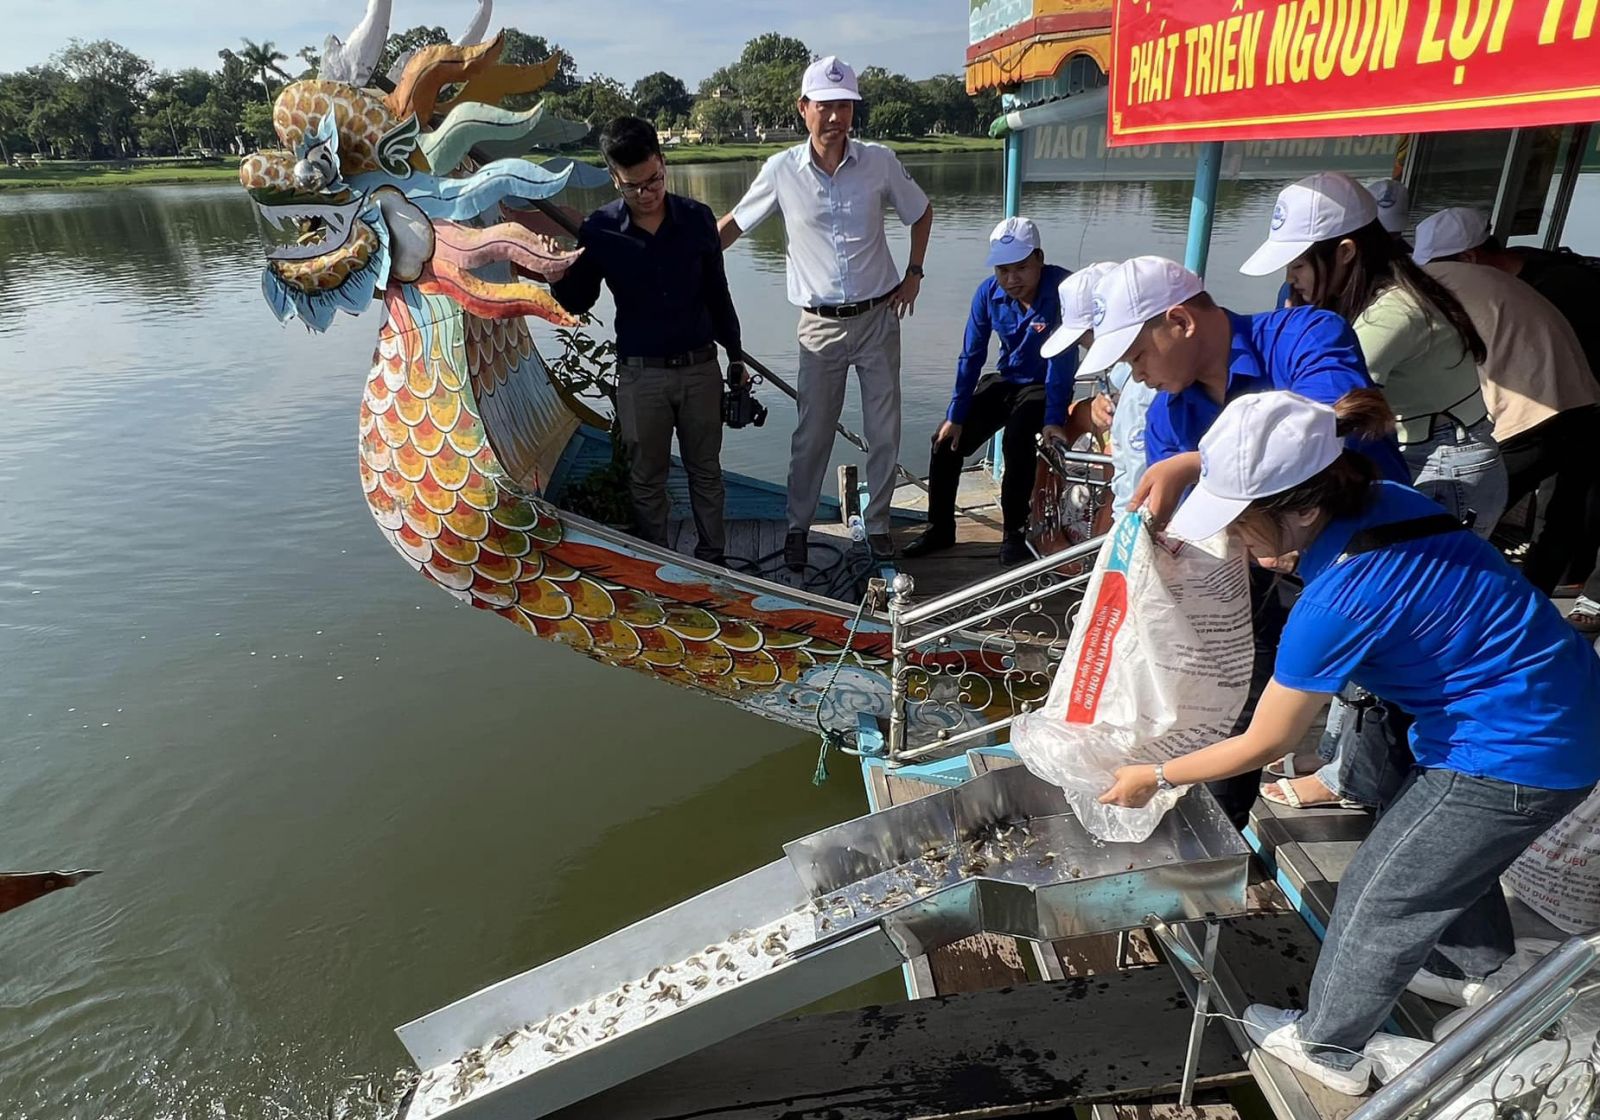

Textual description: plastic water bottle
[847,514,867,543]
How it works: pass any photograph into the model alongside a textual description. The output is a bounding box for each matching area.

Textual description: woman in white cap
[1101,389,1600,1096]
[1243,172,1504,539]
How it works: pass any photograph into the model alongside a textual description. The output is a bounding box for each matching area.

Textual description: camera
[722,363,768,429]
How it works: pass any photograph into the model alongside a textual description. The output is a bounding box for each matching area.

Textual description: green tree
[864,100,916,138]
[691,96,742,143]
[238,38,292,95]
[24,66,93,156]
[54,39,152,155]
[238,101,277,147]
[294,45,321,79]
[739,33,811,68]
[545,74,636,142]
[376,25,449,80]
[631,72,691,126]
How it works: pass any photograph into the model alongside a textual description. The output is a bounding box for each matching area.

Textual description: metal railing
[884,452,1115,763]
[1351,930,1600,1120]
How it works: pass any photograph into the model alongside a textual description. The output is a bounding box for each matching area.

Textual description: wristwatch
[906,264,925,279]
[1153,763,1175,792]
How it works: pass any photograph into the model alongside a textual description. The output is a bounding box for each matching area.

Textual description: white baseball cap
[985,217,1042,267]
[1079,255,1204,373]
[1166,392,1345,542]
[1413,207,1489,264]
[801,56,861,102]
[1365,178,1410,235]
[1240,171,1380,276]
[1041,260,1118,358]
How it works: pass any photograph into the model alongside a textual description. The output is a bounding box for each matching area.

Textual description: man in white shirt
[718,55,934,568]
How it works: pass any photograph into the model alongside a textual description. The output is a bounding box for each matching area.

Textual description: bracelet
[1153,763,1174,792]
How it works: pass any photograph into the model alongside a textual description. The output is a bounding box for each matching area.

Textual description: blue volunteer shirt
[1276,481,1600,789]
[950,264,1079,426]
[1145,307,1410,483]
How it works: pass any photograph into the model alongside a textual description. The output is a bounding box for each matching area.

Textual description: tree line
[0,30,998,164]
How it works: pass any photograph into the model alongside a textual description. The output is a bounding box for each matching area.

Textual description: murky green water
[2,152,1594,1118]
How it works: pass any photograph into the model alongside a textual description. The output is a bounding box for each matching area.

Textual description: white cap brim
[1079,320,1142,373]
[985,241,1036,267]
[1040,323,1086,358]
[1165,487,1252,542]
[1413,245,1443,265]
[805,87,861,101]
[1239,237,1313,277]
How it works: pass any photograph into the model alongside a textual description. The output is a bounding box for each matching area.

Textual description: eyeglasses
[614,169,665,198]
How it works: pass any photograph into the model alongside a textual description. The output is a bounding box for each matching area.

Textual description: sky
[0,0,970,87]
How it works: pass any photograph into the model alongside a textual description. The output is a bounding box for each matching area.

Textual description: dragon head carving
[240,8,587,332]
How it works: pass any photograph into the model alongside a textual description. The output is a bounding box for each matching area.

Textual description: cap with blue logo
[1365,178,1410,235]
[985,216,1042,267]
[1079,256,1204,373]
[1240,171,1379,276]
[1040,260,1118,358]
[801,56,861,102]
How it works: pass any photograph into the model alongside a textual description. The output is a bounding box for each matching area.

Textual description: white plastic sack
[1504,785,1600,934]
[1011,511,1253,843]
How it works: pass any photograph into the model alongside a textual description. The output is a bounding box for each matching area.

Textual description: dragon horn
[321,0,394,87]
[458,0,493,46]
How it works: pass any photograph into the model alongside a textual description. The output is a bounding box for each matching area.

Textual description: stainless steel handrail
[1350,930,1600,1120]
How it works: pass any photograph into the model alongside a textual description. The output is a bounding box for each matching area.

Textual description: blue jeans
[1297,768,1591,1066]
[1404,417,1506,541]
[1314,688,1412,806]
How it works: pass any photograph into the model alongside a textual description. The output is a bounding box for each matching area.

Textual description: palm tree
[239,39,293,95]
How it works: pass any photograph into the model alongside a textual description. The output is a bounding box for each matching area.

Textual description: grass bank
[0,136,999,192]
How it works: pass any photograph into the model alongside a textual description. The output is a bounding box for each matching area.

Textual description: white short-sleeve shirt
[730,139,930,309]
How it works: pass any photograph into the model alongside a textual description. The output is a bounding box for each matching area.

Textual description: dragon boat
[237,0,1109,754]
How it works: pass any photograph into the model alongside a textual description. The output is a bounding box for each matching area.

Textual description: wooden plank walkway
[549,967,1247,1120]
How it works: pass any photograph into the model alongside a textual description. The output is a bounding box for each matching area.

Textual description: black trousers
[1207,566,1296,829]
[1500,404,1600,594]
[926,374,1047,536]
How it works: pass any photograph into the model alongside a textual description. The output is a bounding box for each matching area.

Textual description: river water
[1,152,1594,1118]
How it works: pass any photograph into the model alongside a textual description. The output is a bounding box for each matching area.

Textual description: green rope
[811,589,874,786]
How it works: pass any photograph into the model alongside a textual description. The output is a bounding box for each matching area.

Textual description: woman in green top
[1240,171,1503,811]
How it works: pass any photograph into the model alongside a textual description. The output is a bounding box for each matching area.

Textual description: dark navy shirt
[1145,307,1409,483]
[550,193,741,362]
[952,264,1079,426]
[1278,481,1600,789]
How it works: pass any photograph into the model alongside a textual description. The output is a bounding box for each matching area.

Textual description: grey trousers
[1298,768,1590,1068]
[790,303,902,534]
[615,357,726,562]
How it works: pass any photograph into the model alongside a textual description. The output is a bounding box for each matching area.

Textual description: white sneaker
[1405,967,1510,1008]
[1243,1004,1373,1096]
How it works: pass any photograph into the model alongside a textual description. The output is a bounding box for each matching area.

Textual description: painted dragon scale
[239,1,1042,746]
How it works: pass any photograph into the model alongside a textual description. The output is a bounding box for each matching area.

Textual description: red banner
[1109,0,1600,146]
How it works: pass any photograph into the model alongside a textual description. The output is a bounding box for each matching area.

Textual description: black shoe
[868,533,898,561]
[999,533,1032,567]
[902,525,956,558]
[784,530,809,571]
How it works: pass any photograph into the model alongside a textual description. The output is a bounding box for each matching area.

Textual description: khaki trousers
[790,303,902,534]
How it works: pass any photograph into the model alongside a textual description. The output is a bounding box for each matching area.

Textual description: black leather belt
[620,345,718,369]
[804,289,898,320]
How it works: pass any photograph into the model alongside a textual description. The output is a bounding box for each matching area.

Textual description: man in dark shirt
[550,116,743,564]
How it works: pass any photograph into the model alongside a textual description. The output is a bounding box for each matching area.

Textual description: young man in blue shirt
[904,218,1084,566]
[1079,255,1406,825]
[550,117,744,565]
[1077,255,1408,527]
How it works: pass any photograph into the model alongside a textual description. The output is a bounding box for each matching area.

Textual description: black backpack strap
[1339,513,1467,560]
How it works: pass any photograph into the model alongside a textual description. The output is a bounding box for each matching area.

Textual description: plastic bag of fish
[1012,512,1252,843]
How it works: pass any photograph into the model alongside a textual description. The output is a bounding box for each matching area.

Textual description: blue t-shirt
[951,264,1079,426]
[1276,481,1600,790]
[1145,307,1410,484]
